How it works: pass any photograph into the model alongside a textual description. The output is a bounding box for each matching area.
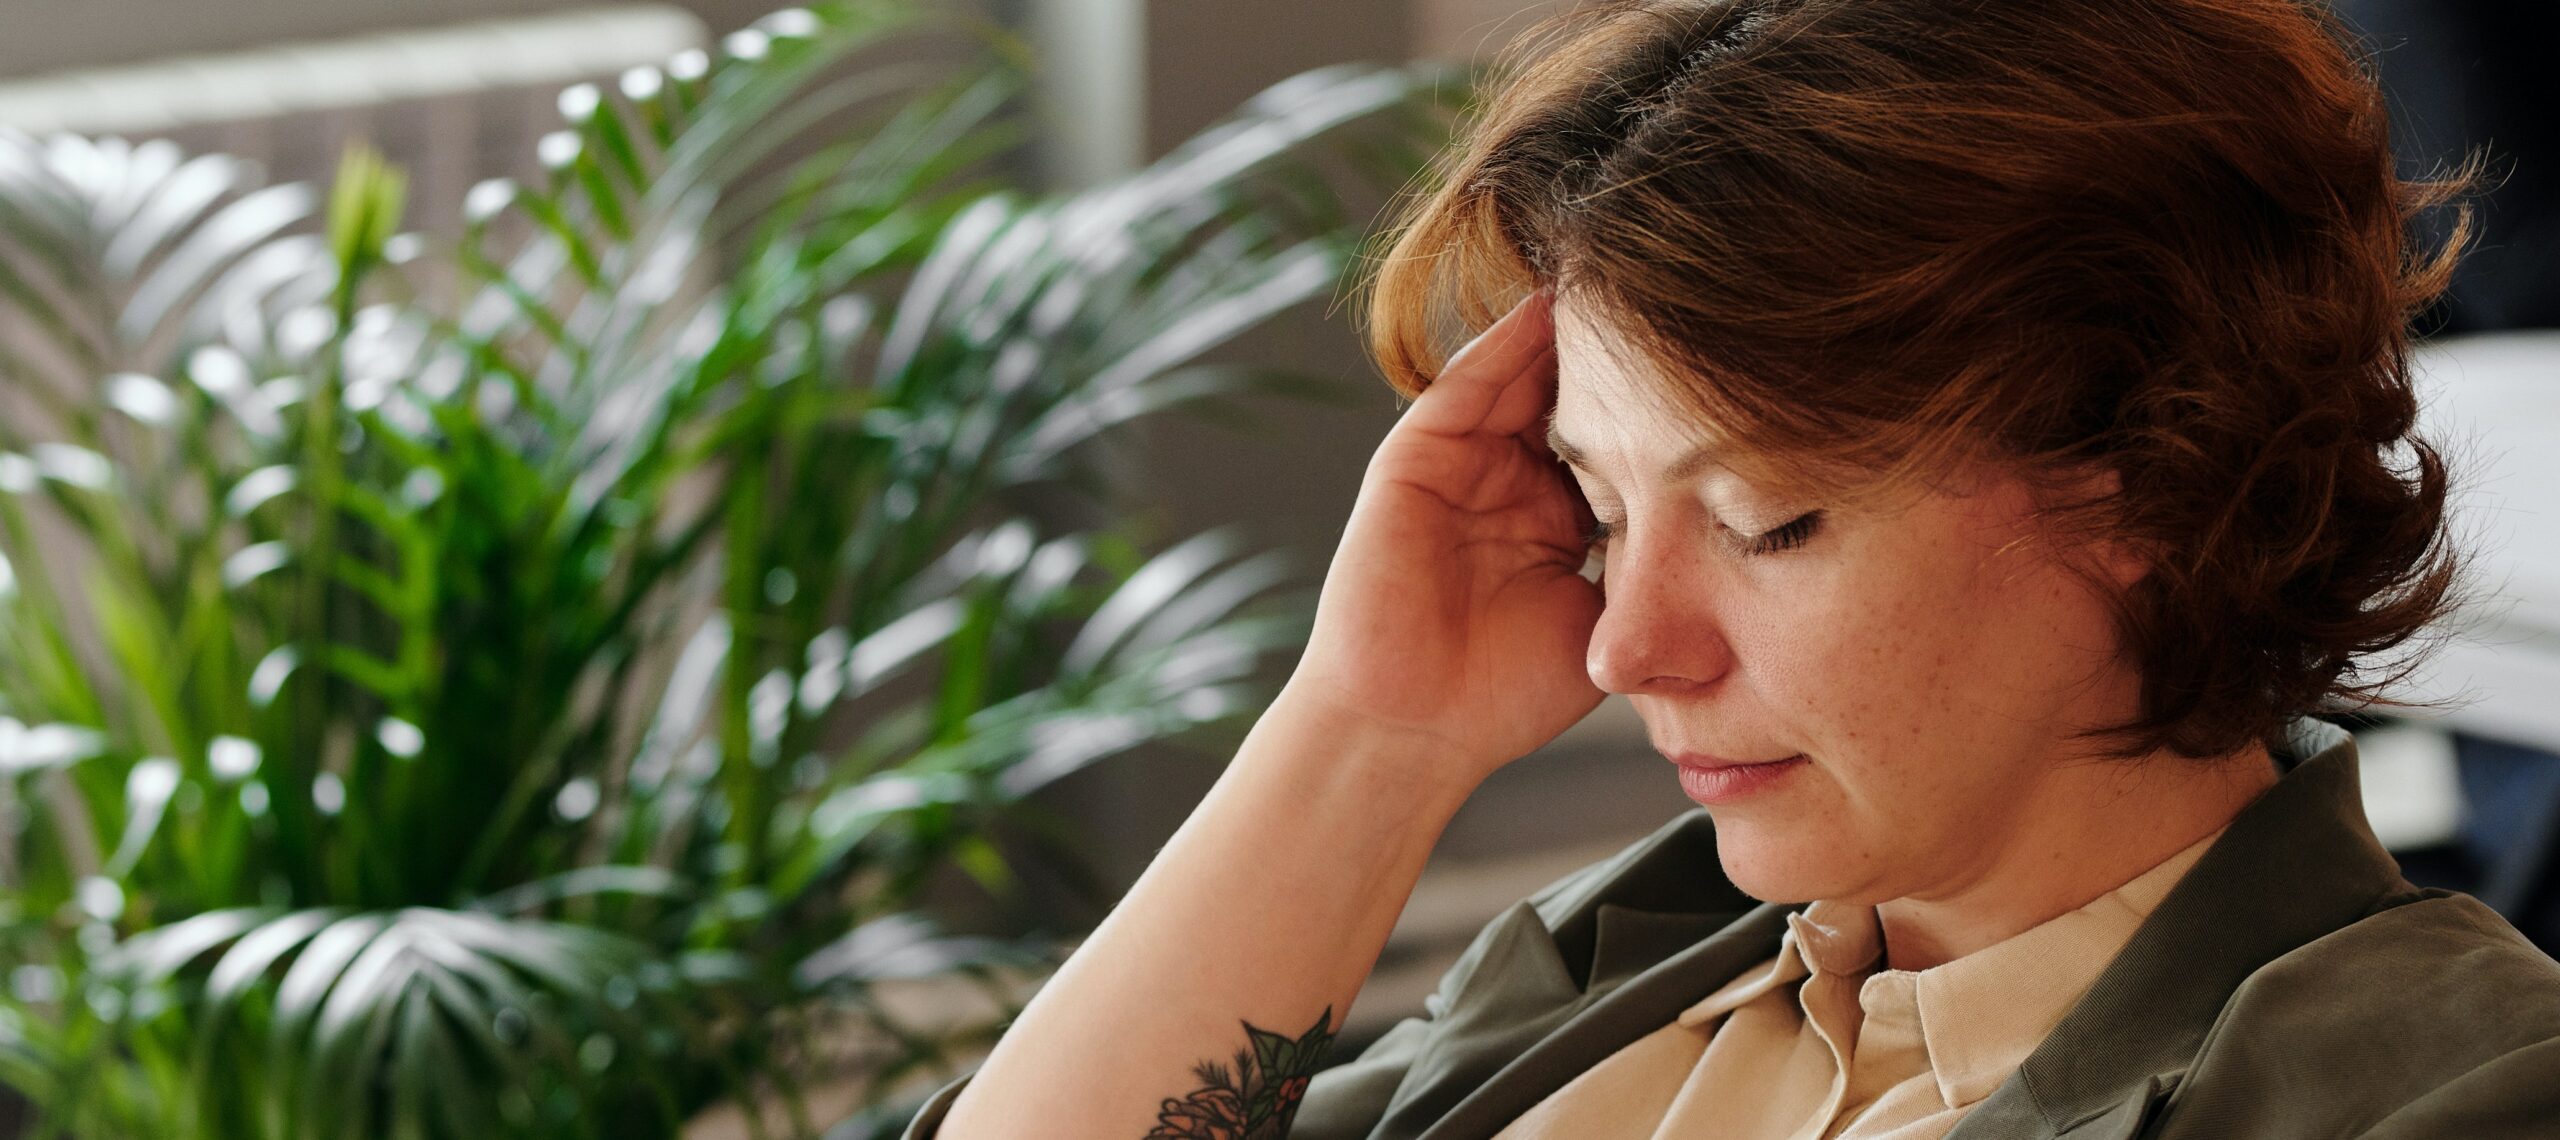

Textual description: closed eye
[1581,510,1824,557]
[1738,510,1823,555]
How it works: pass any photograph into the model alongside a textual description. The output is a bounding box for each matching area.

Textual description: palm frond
[0,2,1466,1135]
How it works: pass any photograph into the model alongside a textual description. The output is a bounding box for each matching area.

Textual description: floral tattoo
[1144,1007,1339,1139]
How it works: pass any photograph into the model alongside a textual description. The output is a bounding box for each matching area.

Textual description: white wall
[0,0,778,81]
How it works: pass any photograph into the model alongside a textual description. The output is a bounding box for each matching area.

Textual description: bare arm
[936,697,1468,1137]
[937,288,1601,1138]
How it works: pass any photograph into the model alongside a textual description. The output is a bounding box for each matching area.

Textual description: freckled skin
[1550,297,2275,970]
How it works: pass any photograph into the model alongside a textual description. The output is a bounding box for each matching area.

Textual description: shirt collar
[1666,821,2230,1106]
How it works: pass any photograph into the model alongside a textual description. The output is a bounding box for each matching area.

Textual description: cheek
[1829,528,2117,729]
[1732,539,2009,728]
[1719,568,1900,718]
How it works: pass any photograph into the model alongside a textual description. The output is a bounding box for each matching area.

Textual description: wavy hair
[1360,0,2489,762]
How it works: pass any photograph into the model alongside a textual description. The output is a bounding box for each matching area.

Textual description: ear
[2078,467,2151,590]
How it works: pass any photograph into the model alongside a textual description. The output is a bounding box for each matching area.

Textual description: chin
[1710,824,1865,905]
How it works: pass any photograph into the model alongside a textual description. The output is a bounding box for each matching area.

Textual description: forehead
[1549,292,1644,388]
[1550,296,1665,421]
[1546,294,1731,472]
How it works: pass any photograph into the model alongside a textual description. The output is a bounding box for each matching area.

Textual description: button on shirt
[1492,828,2224,1140]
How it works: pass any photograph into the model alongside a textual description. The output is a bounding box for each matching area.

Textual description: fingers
[1400,288,1556,439]
[1488,344,1560,439]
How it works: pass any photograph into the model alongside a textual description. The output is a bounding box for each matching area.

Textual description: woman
[914,0,2560,1136]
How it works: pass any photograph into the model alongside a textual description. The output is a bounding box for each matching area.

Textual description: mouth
[1667,750,1800,769]
[1665,752,1808,805]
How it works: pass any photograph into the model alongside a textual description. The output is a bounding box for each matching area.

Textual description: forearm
[935,697,1477,1138]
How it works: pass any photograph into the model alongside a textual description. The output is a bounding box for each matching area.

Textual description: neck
[1872,741,2280,971]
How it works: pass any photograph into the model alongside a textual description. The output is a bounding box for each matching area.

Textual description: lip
[1666,752,1808,805]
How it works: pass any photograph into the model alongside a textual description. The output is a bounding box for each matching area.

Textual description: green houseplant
[0,3,1459,1136]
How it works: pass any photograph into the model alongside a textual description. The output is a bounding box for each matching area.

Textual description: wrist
[1238,689,1487,822]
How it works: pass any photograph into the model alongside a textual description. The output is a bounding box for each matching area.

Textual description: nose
[1583,524,1739,697]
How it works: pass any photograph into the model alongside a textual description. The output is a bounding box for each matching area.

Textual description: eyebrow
[1544,412,1727,485]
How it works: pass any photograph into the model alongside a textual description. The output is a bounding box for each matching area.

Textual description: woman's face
[1547,296,2148,906]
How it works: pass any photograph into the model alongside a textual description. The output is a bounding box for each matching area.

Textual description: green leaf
[0,10,1451,1135]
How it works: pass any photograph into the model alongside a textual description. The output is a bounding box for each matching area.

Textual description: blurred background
[0,1,2549,1137]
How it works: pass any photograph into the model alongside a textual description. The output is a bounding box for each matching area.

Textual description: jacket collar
[1950,716,2409,1138]
[1412,901,1800,1140]
[1380,808,1776,1140]
[1413,716,2404,1140]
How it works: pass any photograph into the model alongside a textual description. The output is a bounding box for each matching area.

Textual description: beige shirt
[1493,828,2224,1140]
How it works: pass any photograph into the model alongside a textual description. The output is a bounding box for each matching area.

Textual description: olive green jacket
[904,718,2560,1138]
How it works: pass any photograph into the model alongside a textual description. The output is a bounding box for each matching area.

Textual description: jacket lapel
[1947,717,2406,1139]
[2052,1072,2184,1140]
[1587,903,1742,991]
[1359,809,1771,1140]
[1414,902,1798,1140]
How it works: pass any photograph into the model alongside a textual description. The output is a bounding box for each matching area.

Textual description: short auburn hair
[1360,0,2488,763]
